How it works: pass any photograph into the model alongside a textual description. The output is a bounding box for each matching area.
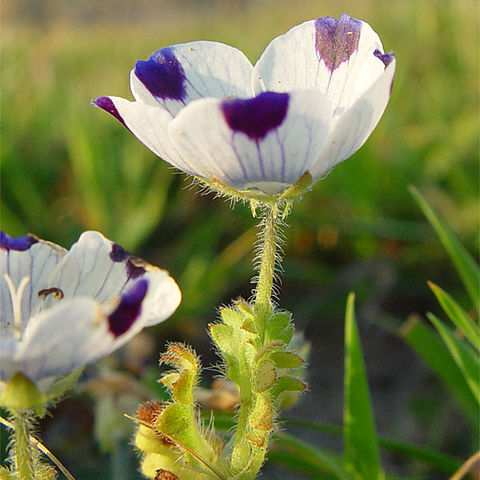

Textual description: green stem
[254,203,279,336]
[230,203,281,477]
[12,410,35,480]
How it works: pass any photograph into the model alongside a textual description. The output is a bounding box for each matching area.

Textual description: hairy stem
[230,203,281,478]
[12,410,35,480]
[253,203,279,336]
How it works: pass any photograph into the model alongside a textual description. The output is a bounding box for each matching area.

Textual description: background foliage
[1,0,478,479]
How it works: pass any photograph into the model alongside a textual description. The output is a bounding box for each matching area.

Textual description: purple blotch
[108,278,148,337]
[222,92,290,140]
[374,49,395,68]
[0,232,38,251]
[110,243,130,262]
[110,243,146,280]
[94,97,127,127]
[134,47,187,101]
[314,14,362,72]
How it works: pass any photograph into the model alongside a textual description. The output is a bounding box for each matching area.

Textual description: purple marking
[134,47,187,101]
[0,232,38,251]
[93,97,127,127]
[222,92,289,140]
[374,49,395,68]
[110,243,130,262]
[110,243,146,280]
[108,278,148,337]
[314,14,362,72]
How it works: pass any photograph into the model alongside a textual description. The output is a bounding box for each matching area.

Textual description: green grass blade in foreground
[427,313,480,403]
[273,433,356,480]
[283,417,462,475]
[409,186,480,314]
[344,293,384,480]
[428,282,479,350]
[400,315,478,422]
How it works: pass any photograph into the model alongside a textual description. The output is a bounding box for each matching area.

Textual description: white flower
[0,231,181,393]
[95,14,395,198]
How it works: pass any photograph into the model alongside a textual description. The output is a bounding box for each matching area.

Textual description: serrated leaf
[272,376,307,395]
[209,323,234,355]
[270,351,305,369]
[344,293,384,480]
[220,307,244,328]
[428,313,480,403]
[253,360,277,392]
[265,312,293,344]
[428,282,479,349]
[410,186,480,313]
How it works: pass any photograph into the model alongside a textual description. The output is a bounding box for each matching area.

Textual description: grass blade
[283,417,462,475]
[427,313,480,403]
[409,186,480,313]
[273,433,356,480]
[400,315,478,422]
[428,281,479,350]
[344,293,384,480]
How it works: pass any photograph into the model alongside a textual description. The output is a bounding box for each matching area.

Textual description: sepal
[0,373,46,412]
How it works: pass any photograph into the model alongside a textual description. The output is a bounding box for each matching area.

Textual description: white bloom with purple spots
[0,231,181,392]
[95,14,395,197]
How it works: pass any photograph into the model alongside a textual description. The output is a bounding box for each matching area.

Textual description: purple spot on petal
[94,97,127,128]
[110,243,147,280]
[134,47,187,101]
[0,232,38,251]
[108,278,148,337]
[222,92,289,140]
[314,14,362,72]
[374,49,395,68]
[110,243,130,262]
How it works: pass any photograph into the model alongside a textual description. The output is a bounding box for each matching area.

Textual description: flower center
[3,273,30,341]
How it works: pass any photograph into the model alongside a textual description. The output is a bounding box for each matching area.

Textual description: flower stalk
[253,203,280,337]
[12,410,35,480]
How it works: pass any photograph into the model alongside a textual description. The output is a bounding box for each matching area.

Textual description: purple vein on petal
[108,278,148,337]
[314,14,362,72]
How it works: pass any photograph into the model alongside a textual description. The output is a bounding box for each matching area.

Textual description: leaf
[427,313,480,403]
[283,417,462,475]
[410,186,480,313]
[274,432,357,480]
[343,293,384,480]
[400,315,478,422]
[428,282,479,350]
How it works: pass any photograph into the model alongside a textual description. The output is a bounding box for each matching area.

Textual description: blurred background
[1,0,478,479]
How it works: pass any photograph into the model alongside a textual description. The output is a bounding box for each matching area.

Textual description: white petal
[253,15,387,114]
[140,269,181,327]
[3,298,109,383]
[94,96,197,174]
[43,231,144,305]
[311,59,396,178]
[1,233,65,331]
[130,41,254,116]
[168,90,333,193]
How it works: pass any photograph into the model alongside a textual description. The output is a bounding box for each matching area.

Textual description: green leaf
[410,186,480,313]
[283,417,461,475]
[400,315,478,422]
[343,293,384,480]
[428,282,479,349]
[427,313,480,403]
[273,432,357,480]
